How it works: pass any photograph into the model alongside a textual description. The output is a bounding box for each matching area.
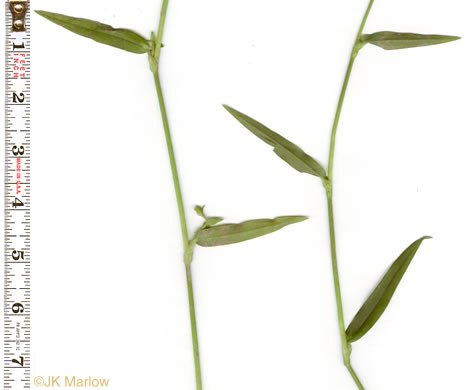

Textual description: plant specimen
[35,3,308,390]
[223,1,460,389]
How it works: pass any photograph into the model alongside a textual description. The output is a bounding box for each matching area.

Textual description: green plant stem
[154,0,168,63]
[152,53,203,390]
[156,0,169,45]
[325,1,374,389]
[186,263,203,389]
[152,73,189,247]
[327,0,374,180]
[152,1,203,389]
[347,364,364,389]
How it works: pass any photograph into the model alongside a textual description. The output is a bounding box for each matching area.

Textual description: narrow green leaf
[196,216,308,247]
[205,217,224,226]
[346,236,431,343]
[194,205,205,218]
[223,105,326,178]
[35,10,151,54]
[361,31,460,50]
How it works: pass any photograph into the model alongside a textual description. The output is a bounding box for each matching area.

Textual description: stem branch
[325,1,374,389]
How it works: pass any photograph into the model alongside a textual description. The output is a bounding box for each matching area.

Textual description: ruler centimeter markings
[4,1,31,389]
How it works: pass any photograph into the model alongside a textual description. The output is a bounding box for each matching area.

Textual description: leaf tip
[281,215,309,224]
[35,10,56,19]
[440,35,461,45]
[194,205,205,217]
[222,104,233,113]
[206,216,224,226]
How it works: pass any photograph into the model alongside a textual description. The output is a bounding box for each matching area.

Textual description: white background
[2,0,473,389]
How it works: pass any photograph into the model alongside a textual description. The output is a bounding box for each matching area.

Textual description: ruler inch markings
[4,1,31,390]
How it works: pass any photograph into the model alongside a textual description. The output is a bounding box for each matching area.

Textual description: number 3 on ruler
[12,145,25,155]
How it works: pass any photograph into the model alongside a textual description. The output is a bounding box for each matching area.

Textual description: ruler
[4,1,30,389]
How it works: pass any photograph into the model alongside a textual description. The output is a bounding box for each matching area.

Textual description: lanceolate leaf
[346,236,431,343]
[35,10,151,54]
[223,105,326,178]
[361,31,460,51]
[196,216,308,247]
